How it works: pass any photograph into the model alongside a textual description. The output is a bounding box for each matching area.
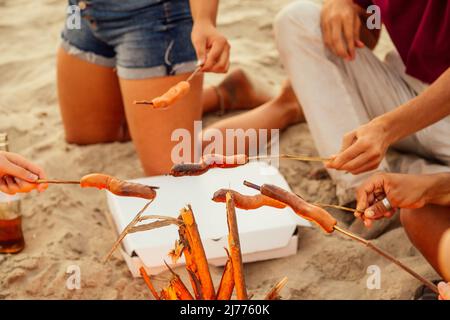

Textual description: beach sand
[0,0,438,299]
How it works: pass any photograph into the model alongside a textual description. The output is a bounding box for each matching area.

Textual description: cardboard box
[106,161,311,276]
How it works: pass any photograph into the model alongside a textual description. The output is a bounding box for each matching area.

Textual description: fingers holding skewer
[241,180,439,294]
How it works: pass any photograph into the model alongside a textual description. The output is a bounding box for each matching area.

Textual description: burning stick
[168,240,185,264]
[160,288,170,300]
[216,249,235,300]
[164,261,194,300]
[264,276,288,300]
[170,153,330,177]
[37,173,159,200]
[134,66,201,109]
[166,285,179,300]
[179,206,216,300]
[139,267,160,300]
[178,226,202,299]
[226,192,248,300]
[243,181,439,295]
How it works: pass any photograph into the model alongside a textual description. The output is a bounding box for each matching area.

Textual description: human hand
[326,119,393,174]
[438,282,450,300]
[0,151,47,194]
[320,0,365,61]
[191,20,230,73]
[355,173,432,227]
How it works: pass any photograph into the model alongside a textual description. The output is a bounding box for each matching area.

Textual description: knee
[274,0,322,42]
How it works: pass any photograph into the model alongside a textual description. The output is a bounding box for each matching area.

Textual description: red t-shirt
[354,0,450,84]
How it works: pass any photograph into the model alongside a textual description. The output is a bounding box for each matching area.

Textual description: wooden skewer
[186,65,202,82]
[36,179,159,190]
[133,100,154,106]
[248,154,331,163]
[314,203,358,213]
[243,181,439,294]
[333,225,439,294]
[37,179,80,185]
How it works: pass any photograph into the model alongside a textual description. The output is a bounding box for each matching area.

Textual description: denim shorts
[62,0,198,79]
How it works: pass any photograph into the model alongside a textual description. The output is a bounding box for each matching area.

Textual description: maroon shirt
[354,0,450,84]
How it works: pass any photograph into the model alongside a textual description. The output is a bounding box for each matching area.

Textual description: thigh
[120,73,203,176]
[400,205,450,276]
[57,47,127,144]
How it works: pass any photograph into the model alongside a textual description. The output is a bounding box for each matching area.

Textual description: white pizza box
[106,161,311,277]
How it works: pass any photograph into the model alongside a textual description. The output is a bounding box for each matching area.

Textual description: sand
[0,0,439,299]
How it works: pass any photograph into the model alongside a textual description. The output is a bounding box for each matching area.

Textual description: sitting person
[355,172,450,299]
[273,0,450,237]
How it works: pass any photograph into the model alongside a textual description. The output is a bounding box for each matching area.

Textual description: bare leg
[439,229,450,281]
[202,69,273,114]
[201,80,304,152]
[57,47,128,144]
[206,81,303,131]
[400,205,450,278]
[120,73,203,176]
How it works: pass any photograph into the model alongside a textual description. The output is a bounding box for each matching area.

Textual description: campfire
[39,153,439,297]
[105,192,288,300]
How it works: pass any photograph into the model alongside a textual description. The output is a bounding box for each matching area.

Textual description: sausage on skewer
[212,189,286,210]
[170,154,248,177]
[243,181,337,233]
[260,183,337,233]
[169,153,329,177]
[134,81,191,109]
[80,173,157,200]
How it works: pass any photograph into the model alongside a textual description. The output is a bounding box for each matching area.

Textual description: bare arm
[189,0,230,73]
[189,0,218,25]
[380,67,450,144]
[355,172,450,228]
[424,173,450,207]
[328,67,450,173]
